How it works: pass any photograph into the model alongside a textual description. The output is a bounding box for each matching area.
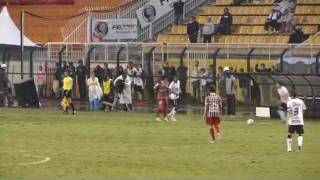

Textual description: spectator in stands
[231,0,245,5]
[162,62,170,79]
[280,9,295,33]
[265,8,281,34]
[0,64,9,107]
[202,16,215,43]
[277,0,296,14]
[53,62,62,98]
[37,65,46,98]
[255,63,272,72]
[217,66,225,98]
[177,64,188,99]
[127,61,137,91]
[87,71,102,111]
[187,16,200,43]
[215,8,233,35]
[104,63,113,79]
[288,26,309,44]
[225,67,237,116]
[238,68,250,102]
[200,68,207,103]
[94,65,105,86]
[68,62,76,96]
[206,65,215,87]
[133,64,145,100]
[191,60,201,103]
[76,60,87,99]
[62,60,68,74]
[174,0,184,26]
[168,66,177,83]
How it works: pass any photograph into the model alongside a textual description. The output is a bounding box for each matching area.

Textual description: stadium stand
[157,0,320,43]
[3,0,131,43]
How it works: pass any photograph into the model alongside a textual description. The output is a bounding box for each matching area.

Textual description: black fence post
[147,47,156,101]
[247,48,255,72]
[316,52,320,74]
[280,48,290,73]
[58,45,67,76]
[29,48,36,78]
[116,46,125,76]
[180,47,188,66]
[212,48,221,87]
[86,45,95,76]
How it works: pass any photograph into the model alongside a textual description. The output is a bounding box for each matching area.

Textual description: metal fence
[2,42,319,100]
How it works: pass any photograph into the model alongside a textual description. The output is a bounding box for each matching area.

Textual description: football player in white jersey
[286,91,306,152]
[168,76,181,121]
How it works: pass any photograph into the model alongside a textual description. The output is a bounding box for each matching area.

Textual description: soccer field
[0,108,319,180]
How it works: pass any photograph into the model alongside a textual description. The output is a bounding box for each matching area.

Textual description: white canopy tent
[0,6,36,47]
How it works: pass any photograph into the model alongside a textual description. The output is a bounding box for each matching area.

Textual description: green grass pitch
[0,108,319,180]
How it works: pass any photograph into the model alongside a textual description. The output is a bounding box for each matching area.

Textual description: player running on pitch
[61,71,76,114]
[203,86,222,143]
[168,76,181,121]
[154,76,170,121]
[286,91,306,152]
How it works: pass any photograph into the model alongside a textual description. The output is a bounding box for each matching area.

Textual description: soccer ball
[247,119,254,125]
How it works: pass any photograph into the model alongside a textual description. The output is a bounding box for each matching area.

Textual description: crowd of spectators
[265,0,296,34]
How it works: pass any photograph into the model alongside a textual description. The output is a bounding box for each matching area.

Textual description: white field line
[1,154,50,167]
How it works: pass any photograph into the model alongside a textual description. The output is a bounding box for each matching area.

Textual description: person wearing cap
[224,67,237,117]
[0,64,9,107]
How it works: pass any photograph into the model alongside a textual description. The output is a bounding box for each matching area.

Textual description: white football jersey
[287,98,306,125]
[169,80,180,100]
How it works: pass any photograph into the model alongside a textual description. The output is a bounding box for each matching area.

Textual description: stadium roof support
[0,7,36,47]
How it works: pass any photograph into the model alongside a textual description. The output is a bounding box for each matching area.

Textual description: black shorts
[288,125,304,134]
[169,98,180,108]
[64,90,72,98]
[134,85,144,94]
[101,94,113,103]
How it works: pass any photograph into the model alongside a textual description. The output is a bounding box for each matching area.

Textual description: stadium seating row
[215,0,320,5]
[196,15,320,25]
[157,34,290,44]
[169,25,318,35]
[200,5,320,15]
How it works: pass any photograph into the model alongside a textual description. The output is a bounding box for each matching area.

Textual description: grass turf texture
[0,108,319,180]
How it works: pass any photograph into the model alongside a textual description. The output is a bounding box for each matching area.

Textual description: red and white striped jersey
[205,93,222,117]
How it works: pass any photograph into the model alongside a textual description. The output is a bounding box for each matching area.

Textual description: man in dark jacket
[76,60,87,99]
[187,16,200,43]
[174,0,184,25]
[177,64,188,99]
[0,64,9,106]
[216,8,233,34]
[288,26,309,44]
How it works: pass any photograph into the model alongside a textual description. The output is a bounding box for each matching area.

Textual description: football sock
[210,128,215,141]
[69,103,75,112]
[297,135,303,147]
[287,135,292,151]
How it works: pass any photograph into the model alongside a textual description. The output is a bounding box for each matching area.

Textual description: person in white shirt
[133,64,145,100]
[191,60,201,103]
[202,16,215,43]
[276,82,291,121]
[286,91,306,152]
[168,76,181,121]
[114,71,132,111]
[87,71,102,111]
[225,67,237,116]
